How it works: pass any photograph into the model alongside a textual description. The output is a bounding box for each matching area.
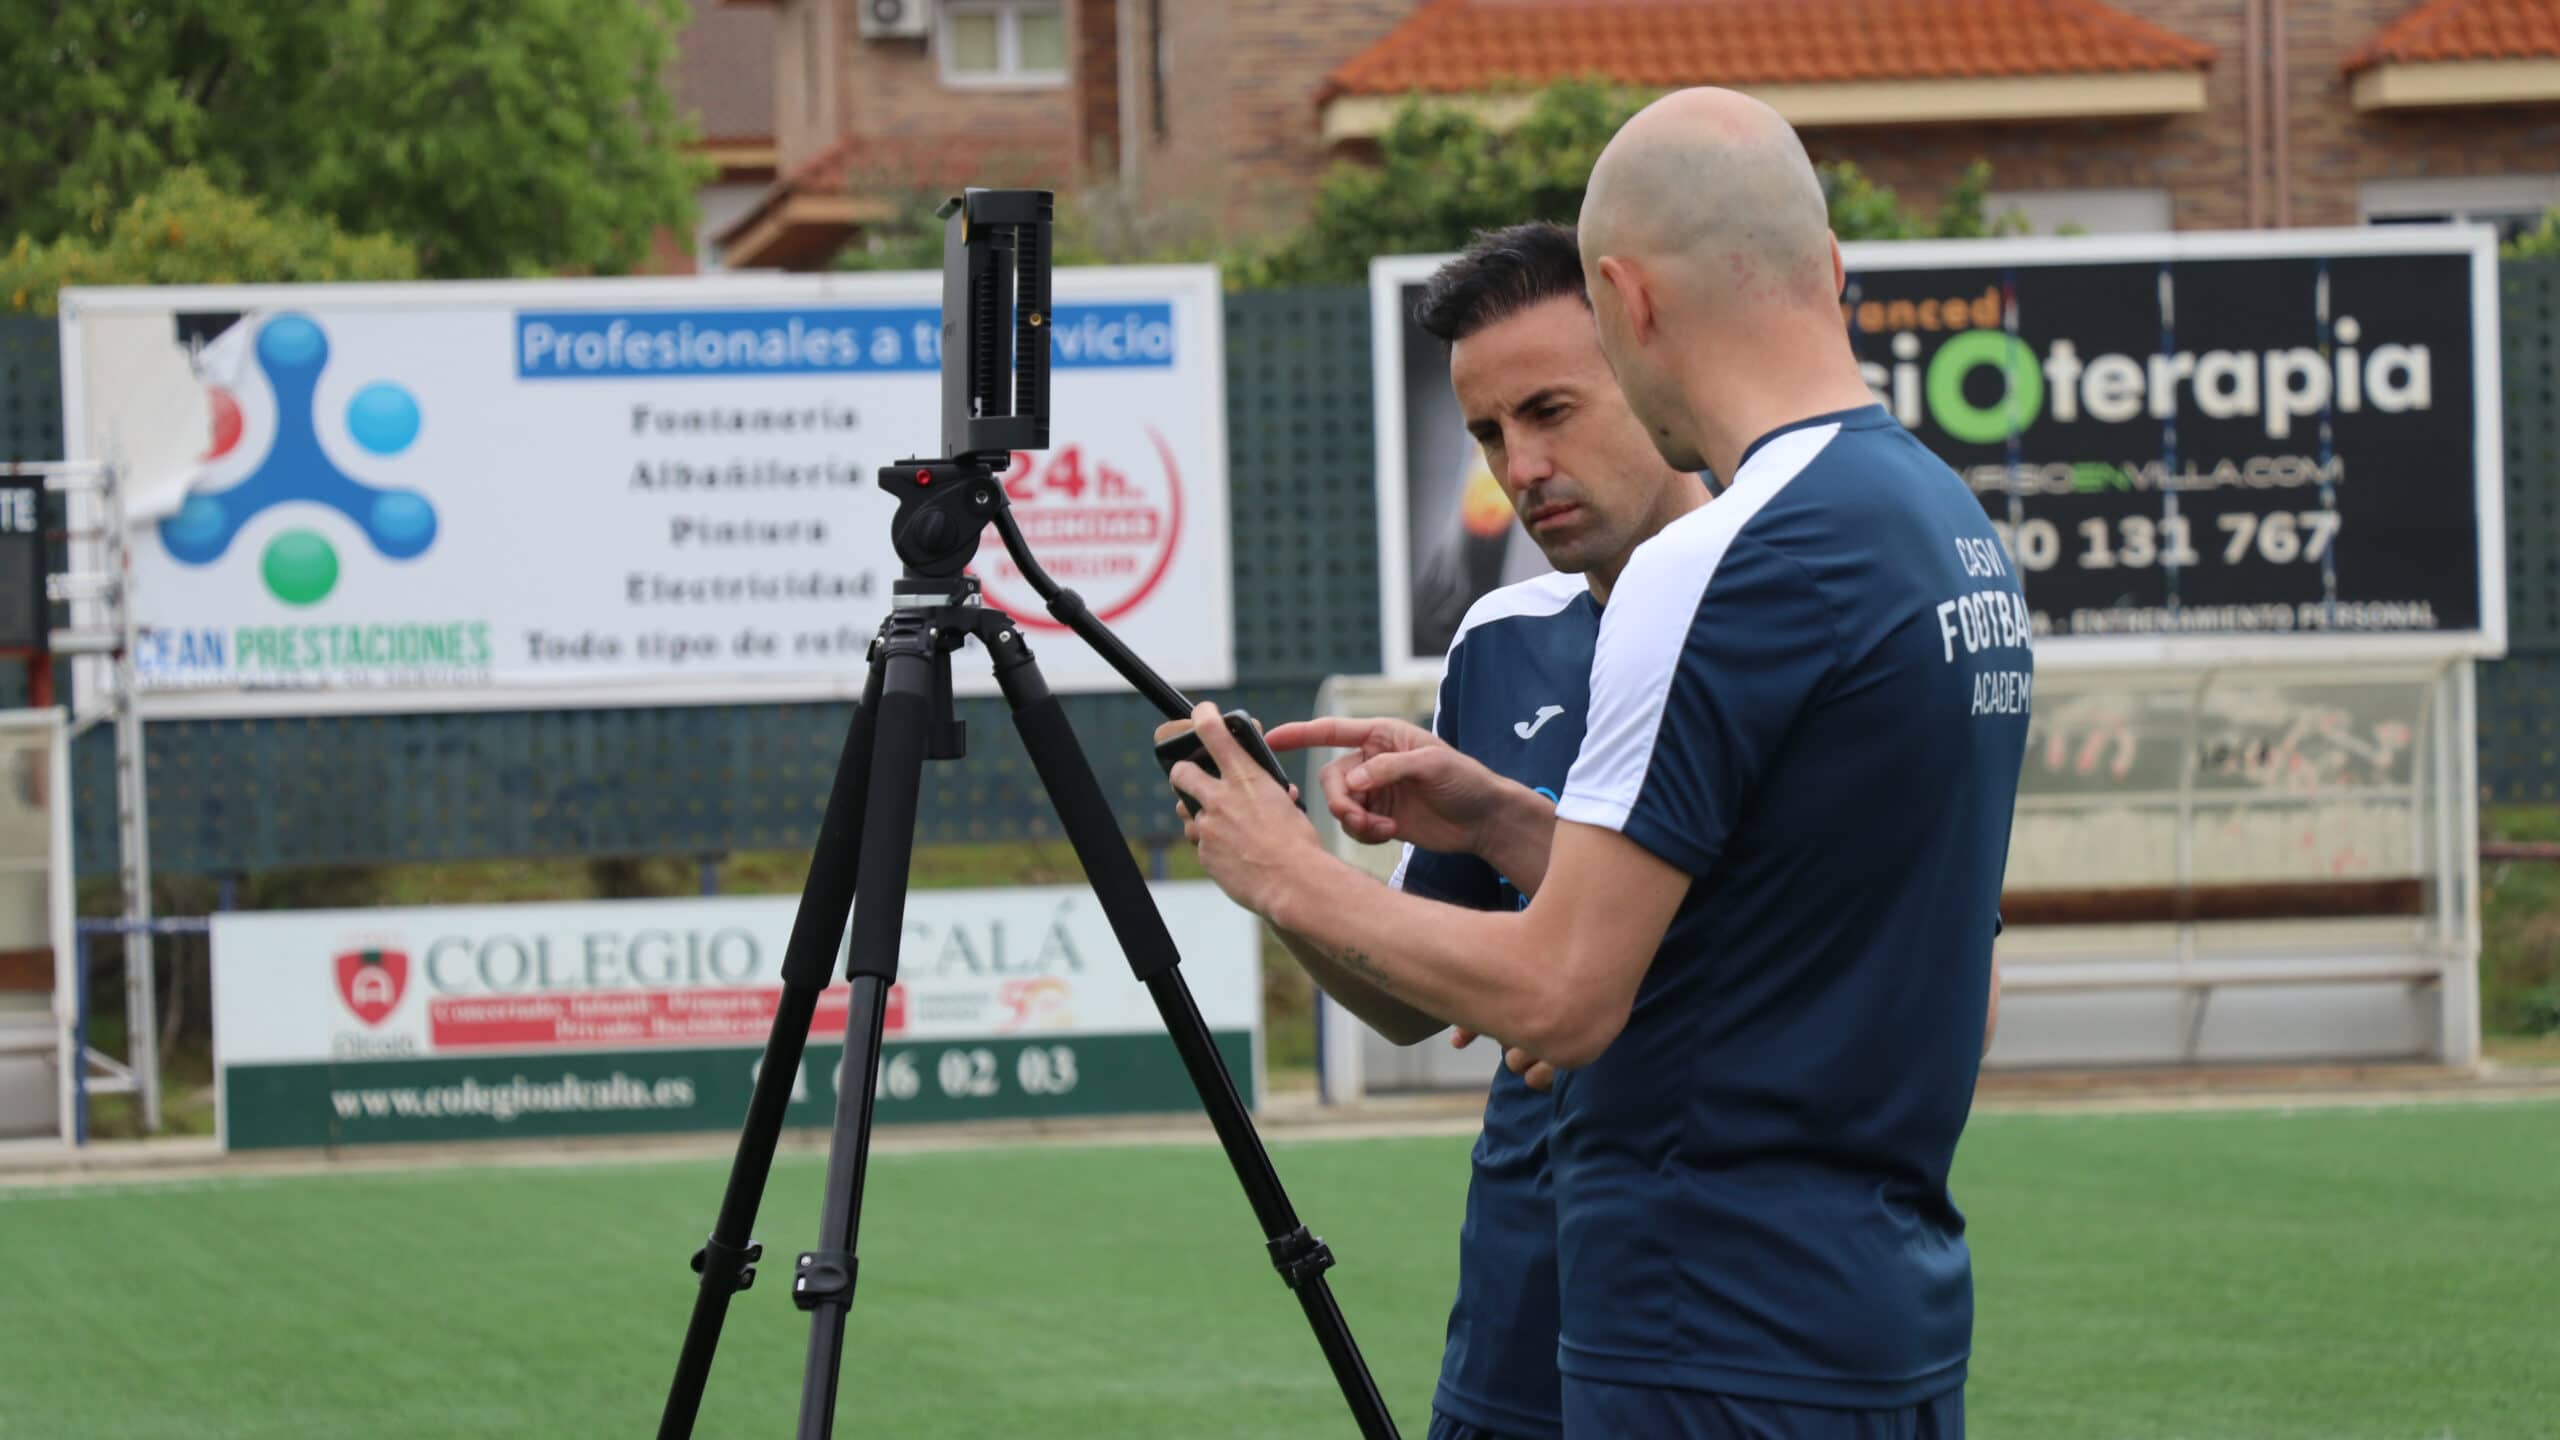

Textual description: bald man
[1170,88,2027,1439]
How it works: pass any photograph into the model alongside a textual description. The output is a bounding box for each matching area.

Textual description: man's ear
[1829,233,1846,297]
[1595,254,1654,343]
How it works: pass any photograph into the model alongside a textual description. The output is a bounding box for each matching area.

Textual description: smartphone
[1155,710,1292,817]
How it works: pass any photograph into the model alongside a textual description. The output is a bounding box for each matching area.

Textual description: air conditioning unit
[857,0,932,40]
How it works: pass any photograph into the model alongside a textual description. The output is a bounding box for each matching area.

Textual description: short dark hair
[1412,221,1586,346]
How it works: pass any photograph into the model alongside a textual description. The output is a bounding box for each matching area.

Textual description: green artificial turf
[3,1100,2555,1438]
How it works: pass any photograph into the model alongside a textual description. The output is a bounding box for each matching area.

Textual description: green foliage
[1815,155,2033,242]
[1240,81,2022,287]
[830,189,959,274]
[833,171,1234,275]
[1819,158,1923,244]
[1240,79,1624,288]
[2503,208,2560,259]
[1920,159,2031,240]
[1815,158,2031,241]
[0,168,418,315]
[0,0,703,280]
[2519,980,2560,1036]
[2482,806,2560,1034]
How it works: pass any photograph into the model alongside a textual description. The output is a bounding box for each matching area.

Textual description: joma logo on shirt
[1514,705,1566,739]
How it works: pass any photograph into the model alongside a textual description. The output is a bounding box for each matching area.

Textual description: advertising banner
[58,267,1230,716]
[0,476,40,652]
[211,883,1260,1151]
[1373,228,2504,677]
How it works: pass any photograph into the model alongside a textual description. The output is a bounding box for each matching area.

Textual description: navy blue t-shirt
[1549,404,2031,1407]
[1395,569,1595,1440]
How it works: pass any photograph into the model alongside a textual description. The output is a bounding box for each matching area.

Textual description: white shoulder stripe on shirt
[1555,422,1842,833]
[1426,567,1586,736]
[1396,569,1588,892]
[1449,568,1587,652]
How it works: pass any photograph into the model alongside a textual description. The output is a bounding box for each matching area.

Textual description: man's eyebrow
[1465,385,1578,438]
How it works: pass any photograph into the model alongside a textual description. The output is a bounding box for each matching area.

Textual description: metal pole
[2443,663,2482,1066]
[73,927,90,1147]
[46,711,78,1146]
[2175,669,2209,1062]
[102,459,159,1131]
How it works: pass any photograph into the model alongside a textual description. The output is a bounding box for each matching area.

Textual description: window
[1985,187,2174,237]
[2362,176,2560,243]
[694,183,767,273]
[939,1,1066,88]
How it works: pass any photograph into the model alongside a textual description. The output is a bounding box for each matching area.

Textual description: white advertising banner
[211,882,1262,1150]
[59,267,1231,716]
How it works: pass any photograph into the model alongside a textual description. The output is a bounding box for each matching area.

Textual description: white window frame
[1985,187,2174,237]
[693,181,768,273]
[2361,175,2560,236]
[937,1,1067,90]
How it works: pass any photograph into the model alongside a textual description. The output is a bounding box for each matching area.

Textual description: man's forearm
[1271,925,1447,1045]
[1473,783,1559,895]
[1268,856,1552,1051]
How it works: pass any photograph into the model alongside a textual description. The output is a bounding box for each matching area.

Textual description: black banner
[1842,242,2489,645]
[0,477,43,652]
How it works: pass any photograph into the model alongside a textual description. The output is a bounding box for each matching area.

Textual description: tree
[1244,80,2023,286]
[832,188,968,275]
[832,176,1232,275]
[1831,157,2023,241]
[828,145,1230,275]
[2,169,419,316]
[2505,209,2560,260]
[0,0,703,279]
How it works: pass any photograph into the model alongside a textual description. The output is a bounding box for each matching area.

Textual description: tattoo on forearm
[1329,944,1397,992]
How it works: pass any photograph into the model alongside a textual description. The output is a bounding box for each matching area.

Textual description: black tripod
[653,464,1403,1434]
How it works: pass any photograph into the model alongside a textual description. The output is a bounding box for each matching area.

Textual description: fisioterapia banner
[1373,227,2504,676]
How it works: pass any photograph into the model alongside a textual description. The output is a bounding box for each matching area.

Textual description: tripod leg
[984,625,1403,1440]
[658,659,886,1440]
[794,642,939,1440]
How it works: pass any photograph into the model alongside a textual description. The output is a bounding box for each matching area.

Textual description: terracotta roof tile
[775,133,1022,197]
[2345,0,2560,72]
[713,133,1026,251]
[1320,0,2215,101]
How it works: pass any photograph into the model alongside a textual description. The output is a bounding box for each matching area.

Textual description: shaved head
[1582,88,1834,313]
[1578,88,1860,475]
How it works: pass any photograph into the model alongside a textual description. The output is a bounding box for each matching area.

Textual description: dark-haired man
[1168,220,1704,1440]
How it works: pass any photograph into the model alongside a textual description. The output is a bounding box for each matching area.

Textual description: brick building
[649,0,781,273]
[707,0,2560,269]
[713,0,1421,266]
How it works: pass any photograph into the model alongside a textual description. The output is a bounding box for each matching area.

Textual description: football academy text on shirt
[1940,537,2033,716]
